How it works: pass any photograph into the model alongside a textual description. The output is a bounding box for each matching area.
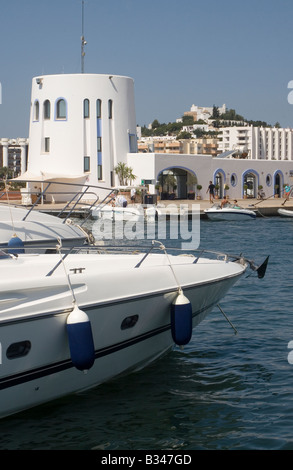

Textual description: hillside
[141,107,278,139]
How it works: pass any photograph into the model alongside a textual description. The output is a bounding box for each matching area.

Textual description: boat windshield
[211,202,243,210]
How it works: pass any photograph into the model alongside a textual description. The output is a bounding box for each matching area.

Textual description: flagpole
[81,1,87,73]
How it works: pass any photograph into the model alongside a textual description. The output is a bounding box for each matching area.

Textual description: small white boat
[278,208,293,217]
[92,204,192,224]
[0,243,268,418]
[91,204,143,221]
[90,185,148,222]
[0,204,90,252]
[204,203,256,221]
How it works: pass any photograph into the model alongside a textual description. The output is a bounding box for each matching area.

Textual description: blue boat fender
[66,304,95,372]
[8,234,25,254]
[171,291,192,346]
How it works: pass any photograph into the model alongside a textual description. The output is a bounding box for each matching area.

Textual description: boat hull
[0,251,246,418]
[91,206,143,221]
[204,208,256,221]
[0,204,88,251]
[278,208,293,217]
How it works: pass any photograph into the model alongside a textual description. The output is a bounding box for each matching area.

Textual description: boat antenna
[81,0,87,73]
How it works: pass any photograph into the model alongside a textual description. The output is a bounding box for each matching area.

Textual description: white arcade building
[20,72,293,202]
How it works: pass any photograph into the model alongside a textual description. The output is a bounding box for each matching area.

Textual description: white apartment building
[181,124,210,134]
[0,138,28,176]
[138,136,218,156]
[218,126,293,161]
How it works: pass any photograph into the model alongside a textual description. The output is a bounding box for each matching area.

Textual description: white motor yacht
[0,242,268,419]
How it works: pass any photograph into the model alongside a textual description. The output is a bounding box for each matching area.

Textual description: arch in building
[96,99,102,118]
[156,166,197,200]
[43,100,51,120]
[230,173,238,188]
[108,99,113,119]
[242,169,259,198]
[83,98,90,118]
[213,168,226,199]
[55,98,67,120]
[273,170,284,197]
[33,100,39,121]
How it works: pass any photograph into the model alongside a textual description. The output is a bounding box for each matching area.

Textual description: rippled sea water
[1,215,293,450]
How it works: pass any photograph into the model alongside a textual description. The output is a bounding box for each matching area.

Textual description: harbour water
[1,215,293,450]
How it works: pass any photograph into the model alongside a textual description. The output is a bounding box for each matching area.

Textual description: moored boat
[0,203,90,252]
[204,203,256,221]
[91,204,143,221]
[278,208,293,217]
[0,243,268,418]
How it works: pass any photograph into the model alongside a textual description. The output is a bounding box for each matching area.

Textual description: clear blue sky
[1,0,293,137]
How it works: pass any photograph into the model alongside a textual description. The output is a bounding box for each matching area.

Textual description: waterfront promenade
[1,194,292,218]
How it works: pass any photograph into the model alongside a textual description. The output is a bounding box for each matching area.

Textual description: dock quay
[158,197,293,218]
[1,197,292,218]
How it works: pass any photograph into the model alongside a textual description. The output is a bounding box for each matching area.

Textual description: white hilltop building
[177,103,226,123]
[189,103,226,121]
[14,72,293,202]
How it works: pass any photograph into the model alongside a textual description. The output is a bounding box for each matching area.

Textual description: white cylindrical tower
[27,73,137,198]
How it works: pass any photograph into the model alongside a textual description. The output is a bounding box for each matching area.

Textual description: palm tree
[114,162,136,186]
[165,173,177,193]
[114,162,129,185]
[127,169,136,185]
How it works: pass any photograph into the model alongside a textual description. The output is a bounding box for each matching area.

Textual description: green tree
[212,105,220,119]
[182,115,194,125]
[141,125,152,137]
[127,168,137,185]
[0,166,13,180]
[166,122,182,133]
[164,173,177,192]
[220,108,244,121]
[114,162,136,186]
[114,162,128,185]
[151,119,161,129]
[176,131,192,140]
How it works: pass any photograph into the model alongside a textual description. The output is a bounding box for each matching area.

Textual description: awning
[11,171,87,182]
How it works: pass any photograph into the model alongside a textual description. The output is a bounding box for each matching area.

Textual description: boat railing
[2,179,149,226]
[0,240,268,278]
[87,184,148,212]
[3,179,117,225]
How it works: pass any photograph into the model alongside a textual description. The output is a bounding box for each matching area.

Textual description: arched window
[108,99,113,119]
[96,99,101,118]
[84,156,90,172]
[56,99,67,119]
[266,174,272,186]
[230,173,237,187]
[97,99,102,180]
[243,170,259,198]
[44,100,50,119]
[34,100,39,121]
[84,99,90,118]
